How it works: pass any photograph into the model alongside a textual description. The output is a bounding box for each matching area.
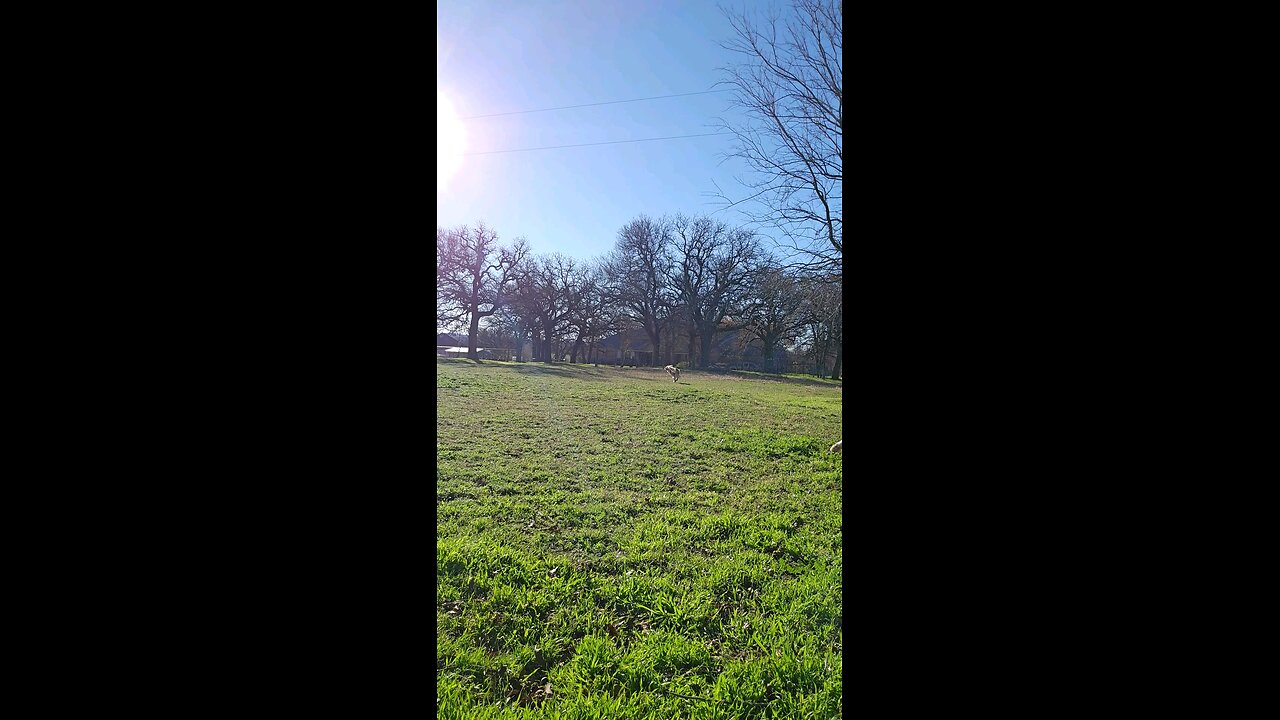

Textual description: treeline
[436,214,842,379]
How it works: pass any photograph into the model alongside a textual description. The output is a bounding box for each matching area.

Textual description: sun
[437,92,467,191]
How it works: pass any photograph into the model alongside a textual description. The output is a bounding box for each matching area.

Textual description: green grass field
[437,359,843,719]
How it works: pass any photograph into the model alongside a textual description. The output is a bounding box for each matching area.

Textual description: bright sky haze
[437,0,776,265]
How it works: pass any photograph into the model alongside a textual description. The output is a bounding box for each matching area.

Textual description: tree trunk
[467,311,481,359]
[687,330,697,370]
[646,326,661,367]
[571,337,583,363]
[699,320,720,371]
[829,306,842,379]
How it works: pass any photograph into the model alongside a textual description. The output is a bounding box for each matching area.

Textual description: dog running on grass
[664,364,681,382]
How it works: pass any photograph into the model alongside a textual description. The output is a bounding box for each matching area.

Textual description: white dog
[664,364,681,382]
[829,440,842,453]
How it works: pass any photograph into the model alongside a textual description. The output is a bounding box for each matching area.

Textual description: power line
[459,89,730,120]
[460,132,733,156]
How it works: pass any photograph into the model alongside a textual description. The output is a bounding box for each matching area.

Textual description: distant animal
[829,440,842,453]
[664,364,681,382]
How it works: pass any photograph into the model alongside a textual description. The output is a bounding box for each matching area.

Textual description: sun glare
[437,93,467,191]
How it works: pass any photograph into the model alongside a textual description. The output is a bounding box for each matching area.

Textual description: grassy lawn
[437,359,843,719]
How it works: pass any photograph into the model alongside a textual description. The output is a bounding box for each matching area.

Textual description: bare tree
[566,261,614,363]
[436,227,467,332]
[511,253,580,363]
[798,275,842,378]
[602,216,676,367]
[437,222,529,359]
[506,268,541,361]
[540,254,582,362]
[827,284,842,380]
[714,0,841,278]
[740,264,813,372]
[486,303,524,359]
[667,214,761,369]
[668,300,696,368]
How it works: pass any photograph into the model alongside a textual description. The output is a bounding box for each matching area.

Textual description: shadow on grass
[700,369,843,389]
[508,363,615,381]
[438,357,671,382]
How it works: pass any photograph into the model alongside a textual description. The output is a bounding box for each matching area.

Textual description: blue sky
[437,0,776,265]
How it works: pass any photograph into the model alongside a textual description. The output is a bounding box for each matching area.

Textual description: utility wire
[459,89,730,119]
[461,132,732,156]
